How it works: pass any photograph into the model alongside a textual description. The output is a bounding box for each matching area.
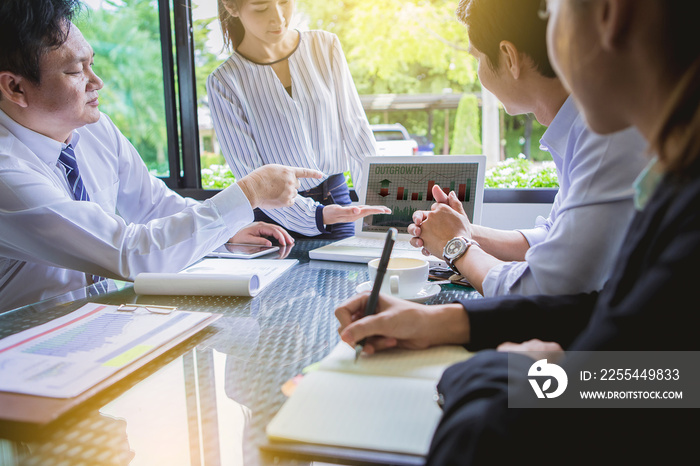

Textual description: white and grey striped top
[207,30,377,236]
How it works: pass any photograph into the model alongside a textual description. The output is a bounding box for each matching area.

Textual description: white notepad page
[267,371,442,455]
[319,341,473,380]
[266,342,473,456]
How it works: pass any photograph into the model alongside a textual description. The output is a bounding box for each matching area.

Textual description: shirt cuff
[481,264,503,298]
[316,205,329,234]
[518,226,548,247]
[209,183,255,236]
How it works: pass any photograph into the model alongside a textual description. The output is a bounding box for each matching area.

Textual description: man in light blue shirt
[409,0,648,297]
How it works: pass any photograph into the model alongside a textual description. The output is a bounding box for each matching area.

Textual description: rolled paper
[133,273,260,296]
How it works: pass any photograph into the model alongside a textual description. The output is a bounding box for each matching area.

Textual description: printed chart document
[266,342,473,457]
[133,258,298,296]
[0,302,219,399]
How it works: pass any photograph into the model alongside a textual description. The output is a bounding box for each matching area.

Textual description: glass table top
[0,239,480,466]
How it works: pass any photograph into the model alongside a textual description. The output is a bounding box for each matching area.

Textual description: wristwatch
[443,236,480,274]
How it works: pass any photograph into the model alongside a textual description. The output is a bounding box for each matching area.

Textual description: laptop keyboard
[337,237,418,250]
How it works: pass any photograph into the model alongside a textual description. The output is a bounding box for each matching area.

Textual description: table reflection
[0,240,479,465]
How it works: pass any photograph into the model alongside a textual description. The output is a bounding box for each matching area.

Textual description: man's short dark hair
[457,0,556,78]
[0,0,82,85]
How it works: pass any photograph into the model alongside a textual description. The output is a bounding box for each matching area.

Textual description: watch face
[445,238,466,258]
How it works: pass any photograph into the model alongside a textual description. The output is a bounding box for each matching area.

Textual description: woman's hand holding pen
[322,205,392,225]
[335,293,471,354]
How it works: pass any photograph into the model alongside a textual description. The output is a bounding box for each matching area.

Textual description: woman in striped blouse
[208,0,390,239]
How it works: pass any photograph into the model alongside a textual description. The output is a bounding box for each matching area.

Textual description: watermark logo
[528,359,568,399]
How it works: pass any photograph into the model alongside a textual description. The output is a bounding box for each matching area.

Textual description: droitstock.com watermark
[507,351,700,408]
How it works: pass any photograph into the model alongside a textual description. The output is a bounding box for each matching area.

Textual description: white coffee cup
[367,257,430,298]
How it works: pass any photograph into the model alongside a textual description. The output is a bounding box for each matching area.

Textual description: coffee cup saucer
[355,281,441,303]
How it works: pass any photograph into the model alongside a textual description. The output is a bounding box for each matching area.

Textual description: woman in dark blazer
[336,0,700,463]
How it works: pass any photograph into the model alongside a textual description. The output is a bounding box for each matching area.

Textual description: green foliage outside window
[485,155,559,188]
[76,0,169,175]
[76,0,555,189]
[451,94,482,155]
[202,157,558,190]
[201,165,236,190]
[503,113,550,161]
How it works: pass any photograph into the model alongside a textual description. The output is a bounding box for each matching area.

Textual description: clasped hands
[407,184,475,258]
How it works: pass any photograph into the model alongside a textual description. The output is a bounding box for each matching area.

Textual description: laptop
[309,155,486,266]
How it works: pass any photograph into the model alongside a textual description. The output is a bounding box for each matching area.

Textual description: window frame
[159,0,201,190]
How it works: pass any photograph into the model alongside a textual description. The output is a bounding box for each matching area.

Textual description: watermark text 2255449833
[507,352,699,408]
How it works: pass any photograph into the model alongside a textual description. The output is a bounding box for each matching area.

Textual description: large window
[190,0,555,191]
[76,0,170,177]
[75,0,557,198]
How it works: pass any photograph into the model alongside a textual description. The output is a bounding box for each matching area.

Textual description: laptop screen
[360,156,486,235]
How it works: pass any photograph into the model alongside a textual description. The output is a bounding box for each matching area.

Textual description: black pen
[355,227,397,362]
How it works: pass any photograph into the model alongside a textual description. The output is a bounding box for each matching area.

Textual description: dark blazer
[426,168,700,465]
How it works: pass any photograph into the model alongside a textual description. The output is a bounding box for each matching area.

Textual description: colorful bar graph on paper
[397,187,404,201]
[427,180,435,201]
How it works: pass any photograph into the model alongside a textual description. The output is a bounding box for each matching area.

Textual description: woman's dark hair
[219,0,246,51]
[0,0,82,85]
[648,1,700,175]
[456,0,555,78]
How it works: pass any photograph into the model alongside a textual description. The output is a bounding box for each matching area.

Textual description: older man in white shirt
[0,0,323,312]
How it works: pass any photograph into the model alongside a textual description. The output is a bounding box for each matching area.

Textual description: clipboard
[0,302,221,429]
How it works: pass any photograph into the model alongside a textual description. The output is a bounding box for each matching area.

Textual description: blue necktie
[58,144,108,292]
[58,144,90,201]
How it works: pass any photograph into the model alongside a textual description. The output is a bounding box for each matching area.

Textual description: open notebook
[266,342,473,457]
[309,155,486,266]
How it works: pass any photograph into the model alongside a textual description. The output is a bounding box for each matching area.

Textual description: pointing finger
[294,168,324,179]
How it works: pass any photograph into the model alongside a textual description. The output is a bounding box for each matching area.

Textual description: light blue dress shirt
[482,97,649,296]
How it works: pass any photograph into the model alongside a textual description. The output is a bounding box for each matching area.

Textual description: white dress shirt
[207,30,376,236]
[0,109,254,312]
[481,97,649,297]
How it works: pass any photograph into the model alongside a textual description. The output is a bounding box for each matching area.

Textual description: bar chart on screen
[365,162,480,230]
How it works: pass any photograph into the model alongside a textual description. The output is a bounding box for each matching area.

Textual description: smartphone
[205,243,280,259]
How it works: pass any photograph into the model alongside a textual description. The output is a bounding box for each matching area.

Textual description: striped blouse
[207,30,377,236]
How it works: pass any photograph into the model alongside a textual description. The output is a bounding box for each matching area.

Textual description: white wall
[480,203,553,230]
